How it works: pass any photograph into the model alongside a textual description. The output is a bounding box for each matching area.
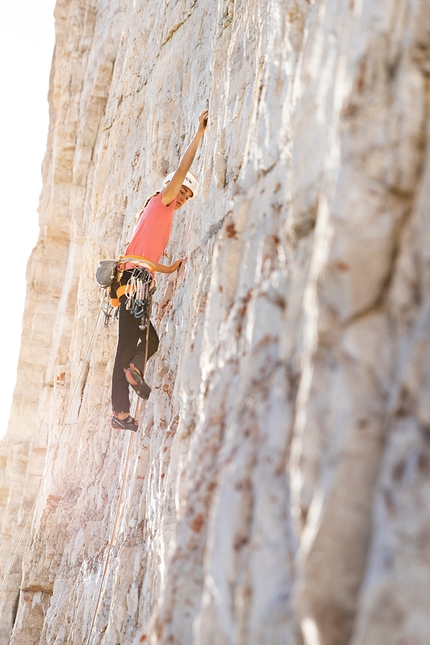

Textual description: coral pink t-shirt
[124,193,176,267]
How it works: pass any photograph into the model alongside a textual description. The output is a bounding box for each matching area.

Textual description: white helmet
[163,170,199,199]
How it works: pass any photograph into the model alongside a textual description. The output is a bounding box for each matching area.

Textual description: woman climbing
[110,109,208,431]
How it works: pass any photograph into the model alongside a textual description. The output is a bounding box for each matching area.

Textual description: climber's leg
[111,298,142,415]
[124,323,159,399]
[132,322,159,374]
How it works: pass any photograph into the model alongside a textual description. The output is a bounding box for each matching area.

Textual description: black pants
[111,274,159,413]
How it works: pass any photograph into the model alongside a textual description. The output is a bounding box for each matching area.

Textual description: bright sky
[0,1,56,439]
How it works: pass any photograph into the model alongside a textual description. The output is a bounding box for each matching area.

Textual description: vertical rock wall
[1,0,430,644]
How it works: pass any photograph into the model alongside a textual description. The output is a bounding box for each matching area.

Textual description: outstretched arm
[161,110,208,206]
[155,258,185,274]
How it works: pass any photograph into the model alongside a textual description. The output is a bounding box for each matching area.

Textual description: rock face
[1,0,430,643]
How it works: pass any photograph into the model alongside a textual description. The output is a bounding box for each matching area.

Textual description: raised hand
[198,109,208,132]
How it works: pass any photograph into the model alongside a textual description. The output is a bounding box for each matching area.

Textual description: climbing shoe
[124,365,151,400]
[110,414,138,432]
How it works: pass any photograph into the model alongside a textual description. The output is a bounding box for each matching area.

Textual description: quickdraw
[124,267,153,319]
[101,289,119,326]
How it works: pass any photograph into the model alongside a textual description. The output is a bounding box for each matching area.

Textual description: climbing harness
[118,254,156,275]
[97,254,156,311]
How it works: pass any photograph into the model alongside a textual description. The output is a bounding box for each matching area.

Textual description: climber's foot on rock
[110,413,138,432]
[124,364,151,399]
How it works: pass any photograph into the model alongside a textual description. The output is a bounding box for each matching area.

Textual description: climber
[110,109,208,431]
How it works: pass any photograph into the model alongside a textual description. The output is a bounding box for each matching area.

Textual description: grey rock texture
[1,0,430,643]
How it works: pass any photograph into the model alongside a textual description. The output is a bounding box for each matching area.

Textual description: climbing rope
[84,399,141,645]
[1,288,152,645]
[84,304,151,644]
[0,305,103,597]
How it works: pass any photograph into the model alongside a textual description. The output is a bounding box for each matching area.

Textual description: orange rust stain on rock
[46,495,61,512]
[356,59,366,93]
[191,513,205,533]
[207,480,217,493]
[334,260,350,272]
[256,334,275,349]
[226,222,238,238]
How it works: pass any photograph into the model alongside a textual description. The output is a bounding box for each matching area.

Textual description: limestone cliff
[1,0,430,643]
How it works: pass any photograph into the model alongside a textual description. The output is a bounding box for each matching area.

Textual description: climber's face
[175,185,193,210]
